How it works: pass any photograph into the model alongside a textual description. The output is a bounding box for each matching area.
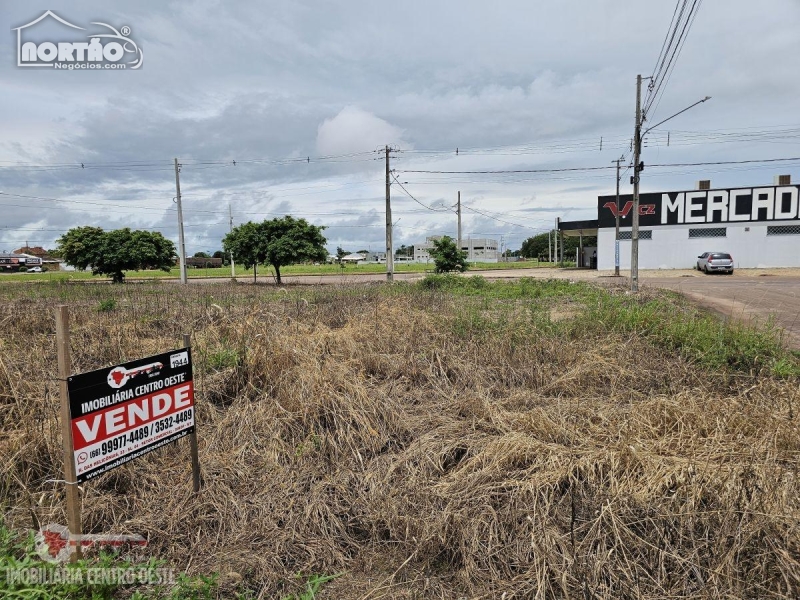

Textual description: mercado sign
[598,185,800,228]
[67,348,194,482]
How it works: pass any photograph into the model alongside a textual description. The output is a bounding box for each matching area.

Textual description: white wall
[597,220,800,270]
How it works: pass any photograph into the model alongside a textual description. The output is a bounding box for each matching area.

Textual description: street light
[630,76,711,293]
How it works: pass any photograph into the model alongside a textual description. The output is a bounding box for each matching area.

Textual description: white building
[558,176,800,270]
[413,236,499,263]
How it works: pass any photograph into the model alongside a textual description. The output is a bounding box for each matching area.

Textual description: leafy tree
[520,232,551,260]
[56,226,105,271]
[57,227,176,283]
[336,246,347,263]
[212,250,225,259]
[429,236,468,274]
[261,216,327,284]
[193,251,211,258]
[395,244,414,258]
[223,216,327,284]
[222,221,267,283]
[518,231,597,261]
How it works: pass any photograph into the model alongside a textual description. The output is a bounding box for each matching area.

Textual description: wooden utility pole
[613,157,623,276]
[56,306,82,561]
[183,333,201,493]
[174,158,188,285]
[457,191,462,253]
[385,145,394,282]
[630,75,643,292]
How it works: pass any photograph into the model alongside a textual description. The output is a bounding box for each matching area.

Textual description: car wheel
[728,270,734,275]
[703,265,709,274]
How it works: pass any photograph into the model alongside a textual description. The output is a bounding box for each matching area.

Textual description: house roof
[13,10,85,31]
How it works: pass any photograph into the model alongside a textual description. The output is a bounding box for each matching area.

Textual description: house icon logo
[13,10,143,70]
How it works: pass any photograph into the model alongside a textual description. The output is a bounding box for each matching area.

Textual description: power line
[643,0,704,120]
[390,172,452,212]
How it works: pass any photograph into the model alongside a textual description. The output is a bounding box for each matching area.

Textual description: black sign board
[598,184,800,229]
[67,348,194,482]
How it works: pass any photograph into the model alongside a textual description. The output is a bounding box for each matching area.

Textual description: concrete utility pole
[548,230,552,263]
[228,203,235,280]
[457,191,462,252]
[554,218,559,266]
[613,156,623,277]
[630,75,643,292]
[174,158,187,285]
[385,145,394,282]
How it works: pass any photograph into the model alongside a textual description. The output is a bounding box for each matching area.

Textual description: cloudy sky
[2,1,799,255]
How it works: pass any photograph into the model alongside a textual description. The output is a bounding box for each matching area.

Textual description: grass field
[1,260,556,283]
[1,276,799,598]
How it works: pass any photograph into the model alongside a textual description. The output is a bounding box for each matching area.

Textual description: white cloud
[316,106,406,156]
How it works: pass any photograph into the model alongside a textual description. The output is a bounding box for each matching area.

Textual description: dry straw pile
[1,279,799,598]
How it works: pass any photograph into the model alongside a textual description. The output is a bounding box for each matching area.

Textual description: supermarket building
[558,177,800,270]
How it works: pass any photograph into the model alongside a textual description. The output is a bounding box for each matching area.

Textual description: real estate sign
[67,348,194,482]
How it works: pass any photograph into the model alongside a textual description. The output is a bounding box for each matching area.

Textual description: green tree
[394,244,414,258]
[193,251,211,258]
[336,246,347,263]
[56,226,105,271]
[222,221,267,283]
[520,232,551,260]
[223,216,327,284]
[429,236,468,274]
[57,227,176,283]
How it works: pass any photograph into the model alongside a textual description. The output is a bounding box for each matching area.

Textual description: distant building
[413,236,499,263]
[557,175,800,270]
[0,252,43,272]
[341,252,366,264]
[13,246,62,270]
[361,251,386,264]
[183,257,223,268]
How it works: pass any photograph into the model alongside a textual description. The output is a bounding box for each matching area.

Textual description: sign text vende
[67,348,194,482]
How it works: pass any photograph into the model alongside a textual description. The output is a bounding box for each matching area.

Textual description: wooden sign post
[55,305,82,561]
[183,333,201,493]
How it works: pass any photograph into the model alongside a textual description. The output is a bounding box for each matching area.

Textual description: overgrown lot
[1,277,799,598]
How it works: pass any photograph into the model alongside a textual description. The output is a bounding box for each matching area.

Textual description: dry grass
[1,279,799,598]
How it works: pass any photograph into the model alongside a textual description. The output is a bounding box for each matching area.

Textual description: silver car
[696,252,734,274]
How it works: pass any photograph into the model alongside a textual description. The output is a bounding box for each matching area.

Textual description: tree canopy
[57,227,176,283]
[519,231,597,261]
[222,216,327,284]
[429,236,468,274]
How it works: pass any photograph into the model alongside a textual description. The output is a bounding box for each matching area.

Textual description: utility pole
[548,230,552,264]
[613,156,623,277]
[630,75,643,292]
[174,158,187,285]
[228,203,235,280]
[457,191,462,253]
[385,145,394,282]
[554,219,559,266]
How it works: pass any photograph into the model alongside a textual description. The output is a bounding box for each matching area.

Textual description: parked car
[696,252,734,274]
[26,266,42,273]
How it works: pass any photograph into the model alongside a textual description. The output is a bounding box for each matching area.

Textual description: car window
[711,253,731,259]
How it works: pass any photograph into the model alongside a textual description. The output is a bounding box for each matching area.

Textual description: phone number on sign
[98,408,193,456]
